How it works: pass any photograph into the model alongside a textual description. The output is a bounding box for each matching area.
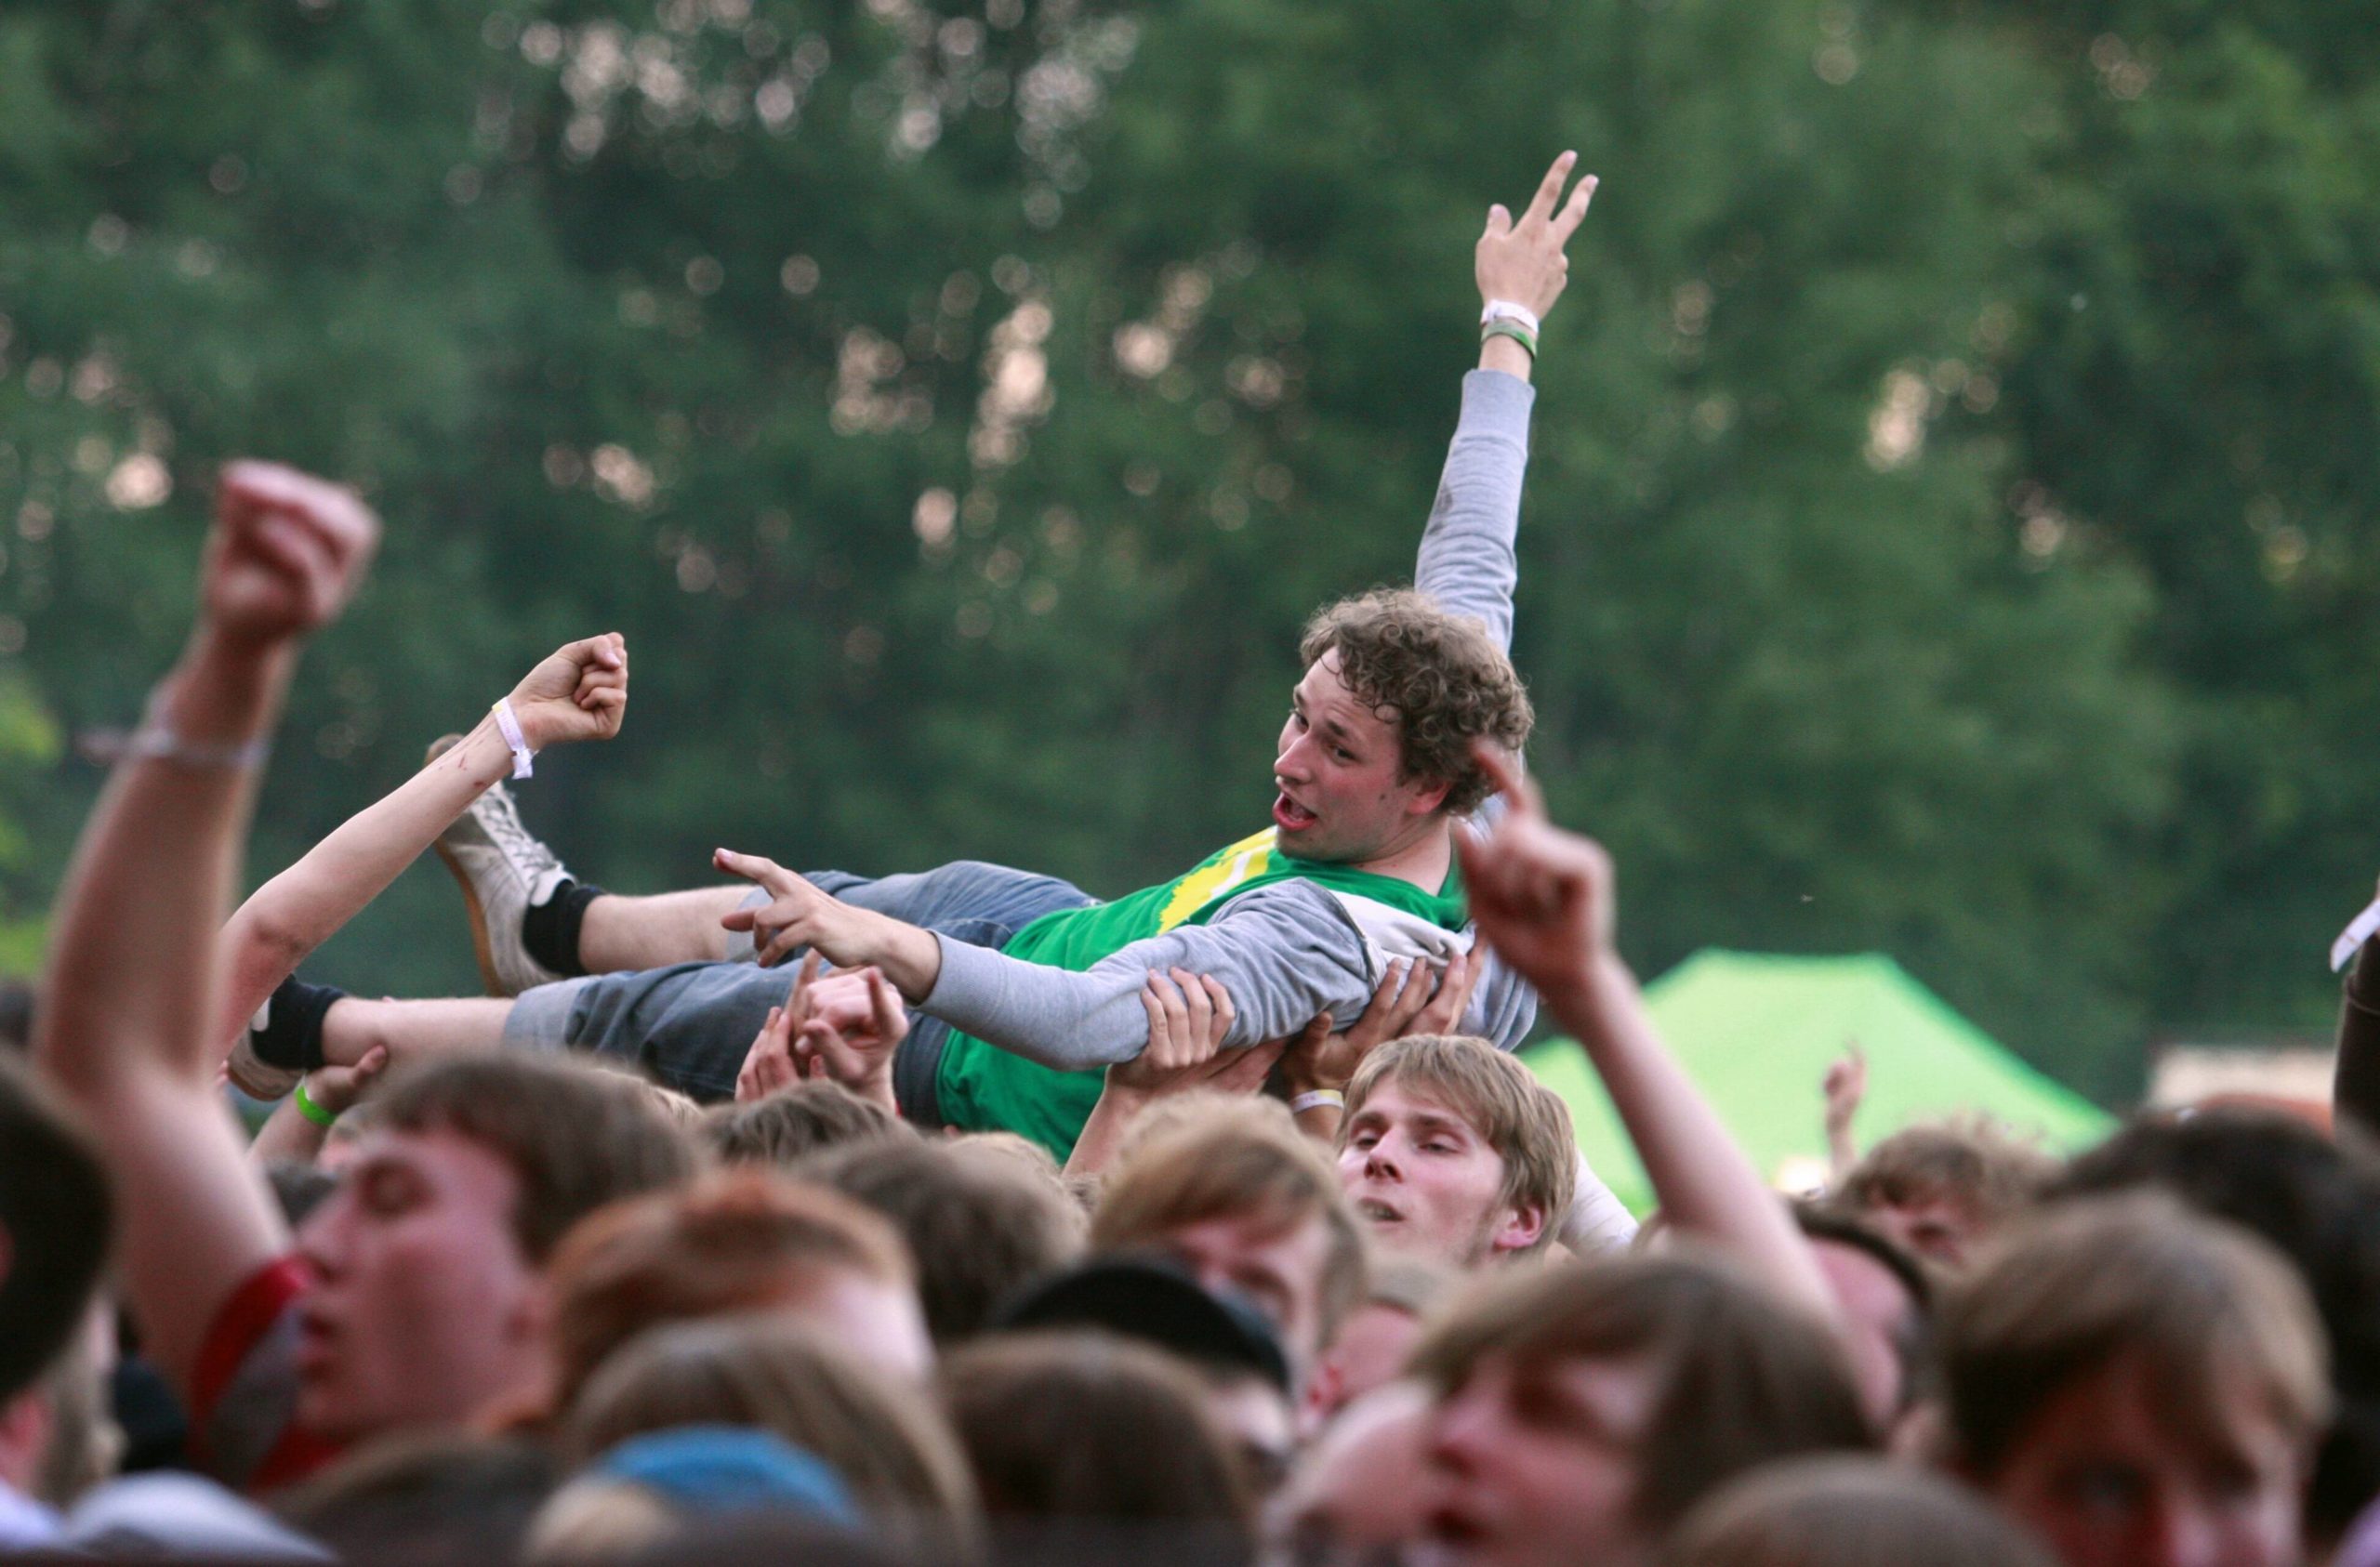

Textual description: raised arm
[1453,744,1834,1322]
[212,632,628,1051]
[34,463,377,1393]
[1412,153,1596,650]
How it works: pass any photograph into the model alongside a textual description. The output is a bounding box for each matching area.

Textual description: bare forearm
[247,1095,330,1167]
[215,719,514,1043]
[1064,1086,1148,1178]
[44,633,293,1095]
[1549,955,1833,1319]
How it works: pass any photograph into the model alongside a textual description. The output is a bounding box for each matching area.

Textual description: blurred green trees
[0,0,2373,1096]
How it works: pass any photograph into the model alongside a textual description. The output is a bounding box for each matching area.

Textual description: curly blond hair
[1300,589,1533,817]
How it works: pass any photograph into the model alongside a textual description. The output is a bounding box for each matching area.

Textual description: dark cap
[991,1254,1292,1391]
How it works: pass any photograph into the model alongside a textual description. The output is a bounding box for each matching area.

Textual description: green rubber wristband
[1482,320,1539,358]
[294,1078,340,1128]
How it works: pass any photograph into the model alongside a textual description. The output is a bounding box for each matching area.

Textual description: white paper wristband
[1480,299,1542,337]
[1289,1089,1345,1115]
[492,699,535,780]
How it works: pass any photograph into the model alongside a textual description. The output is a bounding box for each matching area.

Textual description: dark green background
[4,0,2376,1098]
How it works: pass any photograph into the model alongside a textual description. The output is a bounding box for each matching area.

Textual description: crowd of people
[5,151,2380,1567]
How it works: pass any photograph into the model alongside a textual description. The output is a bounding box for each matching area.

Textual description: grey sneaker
[226,999,300,1101]
[430,734,572,997]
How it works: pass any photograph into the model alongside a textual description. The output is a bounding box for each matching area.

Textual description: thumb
[1483,203,1512,238]
[354,1045,390,1080]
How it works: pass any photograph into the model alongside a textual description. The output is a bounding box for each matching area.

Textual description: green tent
[1522,950,2113,1216]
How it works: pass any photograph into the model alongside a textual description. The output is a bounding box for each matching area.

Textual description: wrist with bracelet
[294,1078,341,1128]
[1481,298,1540,360]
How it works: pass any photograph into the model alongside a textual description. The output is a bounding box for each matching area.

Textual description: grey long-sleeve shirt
[920,369,1542,1068]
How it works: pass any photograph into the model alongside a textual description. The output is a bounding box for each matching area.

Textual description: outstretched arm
[1453,744,1833,1322]
[35,463,377,1395]
[711,849,1379,1069]
[1412,152,1597,651]
[212,633,628,1052]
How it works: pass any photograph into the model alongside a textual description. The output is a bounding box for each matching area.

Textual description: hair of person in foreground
[1939,1192,2329,1567]
[798,1134,1083,1347]
[542,1168,928,1417]
[0,1055,112,1405]
[557,1311,979,1557]
[703,1081,910,1168]
[2045,1103,2380,1545]
[1661,1455,2056,1567]
[939,1329,1251,1534]
[1091,1100,1366,1370]
[1408,1250,1874,1564]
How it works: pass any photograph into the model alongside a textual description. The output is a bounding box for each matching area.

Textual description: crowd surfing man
[231,154,1606,1166]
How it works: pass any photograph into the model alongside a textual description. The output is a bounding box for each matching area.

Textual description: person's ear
[1490,1200,1548,1255]
[1404,775,1453,819]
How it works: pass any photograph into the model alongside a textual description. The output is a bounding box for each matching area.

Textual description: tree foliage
[0,0,2369,1096]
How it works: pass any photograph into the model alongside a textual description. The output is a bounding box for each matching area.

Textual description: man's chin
[293,1382,353,1441]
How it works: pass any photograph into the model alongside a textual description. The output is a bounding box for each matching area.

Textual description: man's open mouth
[1273,791,1319,832]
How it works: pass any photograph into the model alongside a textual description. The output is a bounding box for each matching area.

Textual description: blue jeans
[502,861,1095,1123]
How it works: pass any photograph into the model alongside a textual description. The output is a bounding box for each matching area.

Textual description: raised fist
[201,462,379,650]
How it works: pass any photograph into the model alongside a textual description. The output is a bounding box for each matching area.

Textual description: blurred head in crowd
[527,1426,862,1565]
[1305,1256,1452,1424]
[562,1313,978,1554]
[292,1053,699,1444]
[1940,1193,2328,1567]
[1835,1115,2053,1270]
[704,1083,910,1168]
[996,1256,1298,1499]
[1408,1253,1873,1567]
[1664,1455,2056,1567]
[1272,1380,1435,1565]
[546,1169,930,1414]
[1092,1105,1366,1377]
[0,1056,112,1408]
[1277,589,1534,865]
[799,1136,1082,1348]
[0,1302,118,1514]
[1337,1034,1575,1269]
[271,1433,558,1563]
[941,1330,1250,1532]
[2047,1105,2380,1546]
[1794,1205,1932,1435]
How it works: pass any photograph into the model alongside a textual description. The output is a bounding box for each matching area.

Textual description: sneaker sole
[426,733,509,999]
